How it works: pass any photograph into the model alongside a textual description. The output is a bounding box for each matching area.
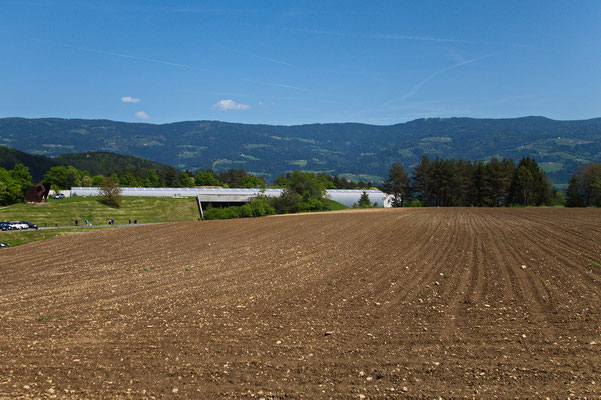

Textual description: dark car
[0,221,11,231]
[19,221,38,230]
[0,242,8,248]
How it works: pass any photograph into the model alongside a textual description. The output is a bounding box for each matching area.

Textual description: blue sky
[2,0,600,125]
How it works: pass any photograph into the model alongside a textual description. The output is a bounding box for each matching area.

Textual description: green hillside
[0,196,200,227]
[0,146,59,183]
[2,116,601,186]
[0,146,177,183]
[56,151,178,177]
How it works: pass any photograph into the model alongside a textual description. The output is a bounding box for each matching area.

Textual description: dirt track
[1,208,601,399]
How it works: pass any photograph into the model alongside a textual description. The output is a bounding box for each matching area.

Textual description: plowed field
[1,208,601,399]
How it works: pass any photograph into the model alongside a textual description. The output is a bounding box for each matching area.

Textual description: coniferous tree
[356,191,372,208]
[412,155,435,206]
[566,173,584,207]
[381,162,409,206]
[509,157,552,206]
[567,163,601,207]
[581,163,601,206]
[483,157,514,207]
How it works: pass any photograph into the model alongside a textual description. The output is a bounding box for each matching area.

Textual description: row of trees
[40,165,268,191]
[38,162,377,192]
[382,156,561,207]
[41,165,185,190]
[4,157,601,209]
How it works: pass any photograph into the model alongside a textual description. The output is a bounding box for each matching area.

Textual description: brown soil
[1,208,601,399]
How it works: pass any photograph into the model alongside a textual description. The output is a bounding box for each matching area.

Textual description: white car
[9,221,28,230]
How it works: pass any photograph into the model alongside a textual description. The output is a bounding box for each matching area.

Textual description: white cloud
[213,99,250,111]
[122,96,141,103]
[135,111,150,120]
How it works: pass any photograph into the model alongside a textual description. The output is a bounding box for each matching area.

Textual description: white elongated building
[70,187,392,208]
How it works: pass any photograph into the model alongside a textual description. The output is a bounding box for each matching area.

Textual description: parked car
[9,221,28,230]
[0,221,10,231]
[53,193,65,199]
[0,242,9,248]
[19,221,38,230]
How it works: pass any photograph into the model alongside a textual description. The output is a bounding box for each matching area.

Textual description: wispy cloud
[285,27,473,44]
[250,54,292,67]
[121,96,141,103]
[217,45,292,67]
[247,79,308,91]
[135,111,150,120]
[385,54,494,104]
[31,39,194,69]
[213,99,250,111]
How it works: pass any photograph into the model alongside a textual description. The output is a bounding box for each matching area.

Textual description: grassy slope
[325,199,349,211]
[0,196,200,227]
[0,227,104,247]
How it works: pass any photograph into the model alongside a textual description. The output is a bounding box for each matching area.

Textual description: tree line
[381,156,564,207]
[0,162,372,207]
[41,165,374,192]
[3,156,601,209]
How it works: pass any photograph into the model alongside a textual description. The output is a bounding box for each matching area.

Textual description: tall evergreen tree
[381,162,409,206]
[567,163,601,207]
[509,157,552,206]
[565,173,584,207]
[412,155,435,206]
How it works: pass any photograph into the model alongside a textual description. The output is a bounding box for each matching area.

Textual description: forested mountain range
[2,116,600,187]
[0,146,176,183]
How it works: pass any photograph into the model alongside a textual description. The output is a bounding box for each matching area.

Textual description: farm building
[70,187,392,208]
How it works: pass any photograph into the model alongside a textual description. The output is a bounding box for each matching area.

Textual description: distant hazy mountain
[1,116,600,186]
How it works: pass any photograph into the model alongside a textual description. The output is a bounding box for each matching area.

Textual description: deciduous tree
[99,177,123,207]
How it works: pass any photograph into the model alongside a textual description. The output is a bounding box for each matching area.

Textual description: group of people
[74,218,137,226]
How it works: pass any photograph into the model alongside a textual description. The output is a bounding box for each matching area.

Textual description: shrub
[223,207,240,219]
[99,178,122,207]
[405,199,424,207]
[298,196,324,212]
[238,204,253,218]
[250,197,275,217]
[269,188,301,214]
[203,207,227,220]
[203,198,275,220]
